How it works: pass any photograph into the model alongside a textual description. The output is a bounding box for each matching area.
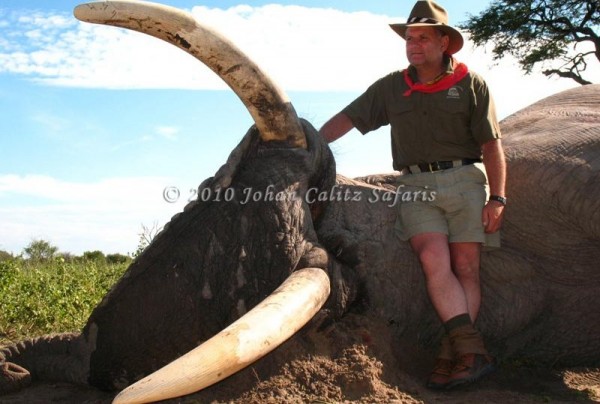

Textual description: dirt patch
[2,313,599,403]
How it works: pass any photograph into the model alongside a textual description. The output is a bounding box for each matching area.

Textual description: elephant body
[317,84,600,366]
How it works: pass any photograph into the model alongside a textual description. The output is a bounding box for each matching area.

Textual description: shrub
[0,258,127,345]
[82,250,106,262]
[0,250,13,262]
[22,239,58,262]
[106,253,130,264]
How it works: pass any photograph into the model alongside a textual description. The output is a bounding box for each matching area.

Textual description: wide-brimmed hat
[389,0,464,55]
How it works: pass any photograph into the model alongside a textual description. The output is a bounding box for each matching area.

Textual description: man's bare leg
[450,242,482,322]
[410,232,469,321]
[411,234,493,388]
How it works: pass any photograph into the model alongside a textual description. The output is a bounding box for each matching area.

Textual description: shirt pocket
[387,101,413,118]
[432,100,471,144]
[387,102,414,137]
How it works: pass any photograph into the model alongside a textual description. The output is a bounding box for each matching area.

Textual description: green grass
[0,258,128,345]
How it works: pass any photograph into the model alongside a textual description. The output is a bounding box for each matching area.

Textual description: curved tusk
[74,0,306,148]
[112,267,330,404]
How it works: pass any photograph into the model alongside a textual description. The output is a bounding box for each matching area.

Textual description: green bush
[82,250,106,262]
[106,253,131,264]
[0,250,13,262]
[22,239,59,261]
[0,258,128,345]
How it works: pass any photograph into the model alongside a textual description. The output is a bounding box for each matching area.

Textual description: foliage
[106,253,131,264]
[57,252,76,262]
[459,0,599,85]
[82,250,106,262]
[0,249,13,262]
[22,239,59,261]
[2,238,136,344]
[0,257,128,345]
[132,222,163,258]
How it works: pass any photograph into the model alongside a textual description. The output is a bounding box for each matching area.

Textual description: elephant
[1,1,599,402]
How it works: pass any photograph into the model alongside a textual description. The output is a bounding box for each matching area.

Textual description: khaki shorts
[394,163,500,248]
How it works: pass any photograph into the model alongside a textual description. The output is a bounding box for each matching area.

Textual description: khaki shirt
[342,64,501,171]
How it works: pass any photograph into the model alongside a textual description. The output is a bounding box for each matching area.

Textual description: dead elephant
[1,1,600,403]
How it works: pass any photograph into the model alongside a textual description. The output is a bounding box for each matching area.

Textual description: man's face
[405,26,449,68]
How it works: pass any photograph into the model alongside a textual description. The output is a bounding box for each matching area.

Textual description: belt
[406,158,481,174]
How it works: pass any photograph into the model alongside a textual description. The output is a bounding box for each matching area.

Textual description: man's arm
[481,138,506,233]
[319,112,354,143]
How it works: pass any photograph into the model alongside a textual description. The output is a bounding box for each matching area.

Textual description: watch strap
[489,195,507,205]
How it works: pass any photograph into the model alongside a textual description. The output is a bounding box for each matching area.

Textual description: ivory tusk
[112,267,330,404]
[74,0,306,148]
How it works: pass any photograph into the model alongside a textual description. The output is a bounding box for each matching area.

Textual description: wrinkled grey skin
[318,84,600,364]
[1,85,599,397]
[1,119,354,393]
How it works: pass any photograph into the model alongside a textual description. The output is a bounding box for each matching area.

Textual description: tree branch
[543,68,593,85]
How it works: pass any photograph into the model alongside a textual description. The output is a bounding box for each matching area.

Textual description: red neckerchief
[403,59,469,96]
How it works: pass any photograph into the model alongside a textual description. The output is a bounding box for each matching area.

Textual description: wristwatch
[489,195,507,206]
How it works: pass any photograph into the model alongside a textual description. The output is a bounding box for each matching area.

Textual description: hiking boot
[426,358,454,390]
[446,353,496,389]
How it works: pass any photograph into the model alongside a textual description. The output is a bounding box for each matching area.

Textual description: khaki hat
[390,0,464,55]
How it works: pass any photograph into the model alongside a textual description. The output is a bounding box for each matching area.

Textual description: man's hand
[482,201,505,233]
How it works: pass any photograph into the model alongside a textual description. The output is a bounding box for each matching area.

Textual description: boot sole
[426,379,450,390]
[445,362,496,389]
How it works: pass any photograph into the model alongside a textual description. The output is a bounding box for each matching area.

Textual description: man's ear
[441,34,450,53]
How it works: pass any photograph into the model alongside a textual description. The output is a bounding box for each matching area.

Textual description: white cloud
[156,126,179,140]
[1,5,401,91]
[0,5,594,117]
[0,4,596,254]
[461,41,579,119]
[0,175,187,255]
[188,5,403,91]
[17,13,73,30]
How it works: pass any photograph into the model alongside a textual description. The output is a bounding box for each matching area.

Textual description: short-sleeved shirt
[342,62,501,171]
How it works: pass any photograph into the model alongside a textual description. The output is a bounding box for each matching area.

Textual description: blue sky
[0,1,585,255]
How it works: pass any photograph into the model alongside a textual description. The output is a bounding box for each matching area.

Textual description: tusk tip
[73,4,92,22]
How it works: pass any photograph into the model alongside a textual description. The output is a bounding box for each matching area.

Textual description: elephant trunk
[112,267,330,404]
[0,333,91,394]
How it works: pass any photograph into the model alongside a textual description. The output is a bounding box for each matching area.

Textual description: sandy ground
[2,313,599,403]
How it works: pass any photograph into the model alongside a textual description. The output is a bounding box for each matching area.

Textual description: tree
[132,222,163,258]
[83,250,106,262]
[23,239,58,261]
[0,250,13,262]
[460,0,599,85]
[106,253,130,264]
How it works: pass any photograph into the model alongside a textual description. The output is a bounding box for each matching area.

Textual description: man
[319,0,506,390]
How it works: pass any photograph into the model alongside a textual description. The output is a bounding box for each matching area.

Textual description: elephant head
[1,1,356,401]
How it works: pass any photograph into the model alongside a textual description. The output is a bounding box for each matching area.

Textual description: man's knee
[414,246,452,280]
[451,244,481,279]
[416,247,441,268]
[410,233,452,278]
[452,254,480,280]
